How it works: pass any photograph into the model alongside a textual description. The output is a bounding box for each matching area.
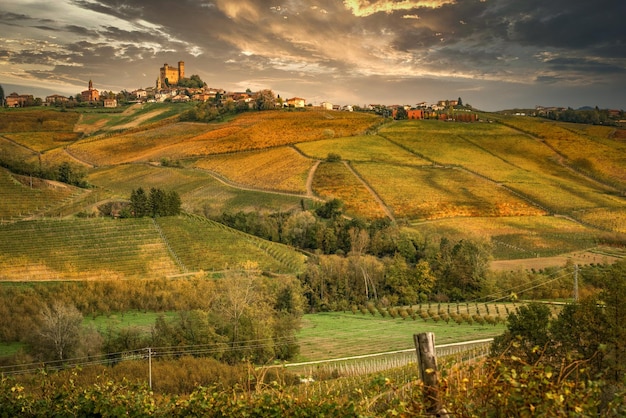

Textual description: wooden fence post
[414,332,448,416]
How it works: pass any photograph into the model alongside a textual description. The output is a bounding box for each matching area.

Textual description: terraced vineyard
[0,218,180,280]
[312,161,389,219]
[0,168,87,222]
[0,106,624,278]
[157,215,306,274]
[0,215,306,281]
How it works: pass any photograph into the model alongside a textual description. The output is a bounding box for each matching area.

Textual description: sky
[1,0,625,111]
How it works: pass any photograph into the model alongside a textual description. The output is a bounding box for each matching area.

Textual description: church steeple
[88,80,93,90]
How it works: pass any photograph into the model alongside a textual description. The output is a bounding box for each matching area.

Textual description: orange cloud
[343,0,456,17]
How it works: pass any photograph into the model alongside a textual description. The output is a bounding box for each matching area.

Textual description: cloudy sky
[1,0,625,110]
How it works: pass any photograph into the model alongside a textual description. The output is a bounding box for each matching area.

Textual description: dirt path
[306,160,321,198]
[342,161,396,221]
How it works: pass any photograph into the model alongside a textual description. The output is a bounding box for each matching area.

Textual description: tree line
[213,200,584,310]
[0,269,304,366]
[539,106,623,125]
[0,158,89,188]
[179,89,279,123]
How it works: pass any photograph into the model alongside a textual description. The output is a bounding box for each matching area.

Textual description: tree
[254,89,276,110]
[130,187,150,217]
[315,198,343,219]
[600,260,626,381]
[491,302,552,363]
[437,239,491,300]
[457,97,463,107]
[0,84,4,107]
[29,302,83,361]
[395,107,408,120]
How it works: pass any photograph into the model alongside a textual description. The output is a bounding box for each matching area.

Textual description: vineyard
[0,168,87,222]
[295,134,427,165]
[0,215,306,281]
[192,147,313,194]
[492,115,626,188]
[312,161,389,219]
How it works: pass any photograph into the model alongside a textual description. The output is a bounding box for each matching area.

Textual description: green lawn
[295,310,506,362]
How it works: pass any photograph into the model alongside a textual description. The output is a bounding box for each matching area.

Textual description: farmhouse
[286,97,306,108]
[45,94,70,105]
[6,92,33,107]
[104,98,118,108]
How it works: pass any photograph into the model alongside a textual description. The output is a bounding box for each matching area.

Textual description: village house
[320,101,333,110]
[45,94,70,105]
[6,92,34,107]
[132,89,147,100]
[104,98,118,108]
[286,97,306,108]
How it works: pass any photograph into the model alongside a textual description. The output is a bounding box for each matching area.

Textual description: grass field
[296,310,507,361]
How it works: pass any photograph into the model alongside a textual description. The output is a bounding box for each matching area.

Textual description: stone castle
[157,61,185,89]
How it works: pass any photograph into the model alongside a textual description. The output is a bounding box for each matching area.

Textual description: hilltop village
[4,61,476,120]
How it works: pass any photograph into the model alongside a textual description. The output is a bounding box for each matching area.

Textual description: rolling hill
[0,105,624,281]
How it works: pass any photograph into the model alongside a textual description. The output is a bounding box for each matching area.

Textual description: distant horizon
[3,82,622,113]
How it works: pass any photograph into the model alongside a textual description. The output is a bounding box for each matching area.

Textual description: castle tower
[178,61,185,80]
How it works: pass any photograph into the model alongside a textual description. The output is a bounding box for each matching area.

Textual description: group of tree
[0,158,89,188]
[214,200,497,309]
[129,187,181,217]
[489,259,626,409]
[175,74,207,89]
[0,269,304,365]
[539,106,623,125]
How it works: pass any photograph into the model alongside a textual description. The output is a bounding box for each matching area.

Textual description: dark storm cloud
[482,0,626,52]
[545,57,626,76]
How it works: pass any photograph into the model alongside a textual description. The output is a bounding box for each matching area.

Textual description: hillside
[0,105,624,281]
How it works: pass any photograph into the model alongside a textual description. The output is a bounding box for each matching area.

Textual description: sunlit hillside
[0,105,624,281]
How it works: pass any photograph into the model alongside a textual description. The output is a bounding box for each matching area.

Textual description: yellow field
[312,162,388,219]
[64,110,380,166]
[354,162,545,220]
[2,132,80,152]
[295,134,428,165]
[67,122,211,165]
[193,147,313,193]
[495,116,626,186]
